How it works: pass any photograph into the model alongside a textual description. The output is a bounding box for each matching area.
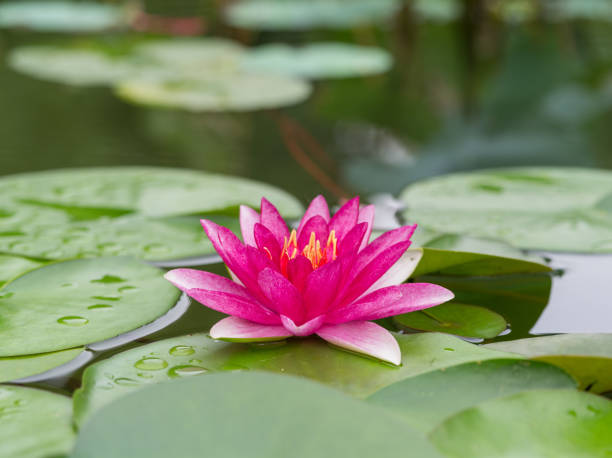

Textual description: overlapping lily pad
[367,359,576,432]
[72,332,520,426]
[72,372,443,458]
[242,43,392,79]
[0,385,75,458]
[486,334,612,392]
[430,389,612,458]
[400,168,612,252]
[0,257,180,356]
[0,254,45,287]
[0,347,83,383]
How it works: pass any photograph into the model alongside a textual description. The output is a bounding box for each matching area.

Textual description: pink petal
[329,196,360,240]
[260,198,290,247]
[303,258,342,319]
[280,314,325,336]
[258,268,304,323]
[210,316,291,342]
[357,204,375,251]
[298,195,330,234]
[165,269,251,299]
[287,256,313,293]
[239,205,260,247]
[326,283,454,324]
[352,225,417,274]
[316,321,401,365]
[297,216,329,250]
[186,289,280,325]
[358,249,423,299]
[254,223,281,264]
[338,222,368,256]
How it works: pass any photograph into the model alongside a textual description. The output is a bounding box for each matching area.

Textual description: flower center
[280,229,338,273]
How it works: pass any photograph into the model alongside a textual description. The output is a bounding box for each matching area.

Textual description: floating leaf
[412,0,463,22]
[242,43,392,79]
[0,347,83,383]
[72,332,520,425]
[400,168,612,252]
[430,389,612,458]
[72,372,443,458]
[0,254,45,287]
[368,359,576,432]
[485,334,612,393]
[0,257,180,356]
[394,303,507,339]
[0,385,75,458]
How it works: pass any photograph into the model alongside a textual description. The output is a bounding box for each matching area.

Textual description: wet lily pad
[242,43,392,79]
[430,389,612,458]
[0,254,45,287]
[400,168,612,252]
[72,372,443,458]
[485,334,612,393]
[368,359,576,432]
[0,347,83,383]
[115,73,312,112]
[224,0,401,30]
[0,1,124,32]
[72,332,520,426]
[0,257,180,356]
[0,385,75,458]
[393,303,507,339]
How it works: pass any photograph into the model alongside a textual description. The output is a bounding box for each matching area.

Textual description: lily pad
[547,0,612,21]
[72,332,520,426]
[0,347,84,383]
[242,43,392,79]
[368,359,576,432]
[224,0,401,30]
[430,389,612,458]
[412,0,462,22]
[393,303,507,339]
[0,1,124,32]
[115,73,312,112]
[0,257,180,356]
[0,254,45,287]
[485,334,612,393]
[400,168,612,252]
[0,385,75,458]
[72,372,443,458]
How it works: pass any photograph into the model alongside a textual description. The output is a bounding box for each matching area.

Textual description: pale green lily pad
[413,0,462,22]
[547,0,612,21]
[430,389,612,458]
[0,257,180,356]
[368,359,576,433]
[0,347,83,383]
[0,385,75,458]
[224,0,401,30]
[0,254,45,287]
[243,43,392,79]
[72,372,443,458]
[400,168,612,252]
[394,303,507,339]
[116,73,312,112]
[0,1,123,32]
[72,332,520,426]
[485,334,612,393]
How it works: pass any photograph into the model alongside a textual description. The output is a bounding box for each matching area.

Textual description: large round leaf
[0,347,83,383]
[430,389,612,458]
[71,372,443,458]
[0,385,75,458]
[400,168,612,252]
[242,43,392,79]
[367,359,576,433]
[394,303,507,339]
[72,332,520,426]
[0,257,180,356]
[0,254,44,287]
[485,334,612,393]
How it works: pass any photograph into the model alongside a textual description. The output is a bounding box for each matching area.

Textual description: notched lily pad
[0,347,84,383]
[0,257,180,356]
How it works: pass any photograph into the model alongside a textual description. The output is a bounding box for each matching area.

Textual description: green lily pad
[224,0,401,30]
[0,257,180,356]
[0,347,84,383]
[0,385,75,458]
[0,1,123,32]
[0,254,45,287]
[242,43,392,79]
[72,332,520,426]
[394,303,507,339]
[412,0,462,22]
[400,168,612,252]
[72,372,443,458]
[430,389,612,458]
[547,0,612,21]
[485,334,612,393]
[115,73,312,112]
[368,359,576,433]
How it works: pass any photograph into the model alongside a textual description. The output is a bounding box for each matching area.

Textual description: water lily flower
[165,196,453,365]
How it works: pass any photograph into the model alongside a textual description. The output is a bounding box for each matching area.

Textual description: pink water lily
[165,196,453,365]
